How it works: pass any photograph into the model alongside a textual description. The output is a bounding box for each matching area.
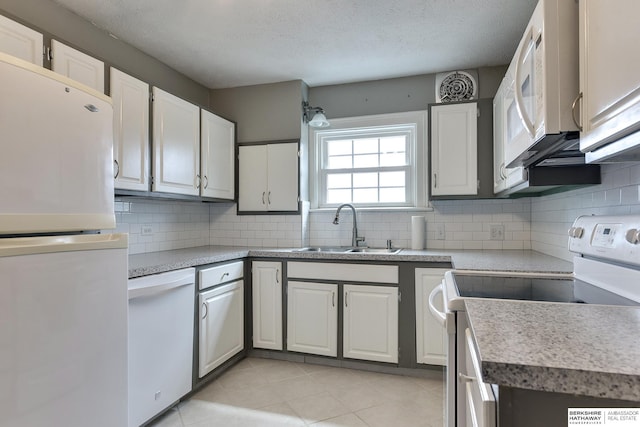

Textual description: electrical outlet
[141,224,153,236]
[435,223,446,240]
[490,224,504,241]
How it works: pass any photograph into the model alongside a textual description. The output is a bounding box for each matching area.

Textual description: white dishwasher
[128,268,195,427]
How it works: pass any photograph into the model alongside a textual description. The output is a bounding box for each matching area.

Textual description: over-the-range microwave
[501,0,581,168]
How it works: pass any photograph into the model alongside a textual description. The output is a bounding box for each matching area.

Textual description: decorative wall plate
[435,70,478,103]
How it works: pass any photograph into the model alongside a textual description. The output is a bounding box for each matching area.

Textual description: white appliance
[128,268,195,427]
[502,0,581,168]
[430,214,640,426]
[0,52,128,427]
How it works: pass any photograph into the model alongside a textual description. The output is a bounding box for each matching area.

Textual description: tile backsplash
[115,163,640,259]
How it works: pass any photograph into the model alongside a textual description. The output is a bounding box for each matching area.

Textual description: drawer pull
[220,272,229,281]
[202,302,208,319]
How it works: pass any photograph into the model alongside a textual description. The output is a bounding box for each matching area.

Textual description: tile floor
[148,357,445,427]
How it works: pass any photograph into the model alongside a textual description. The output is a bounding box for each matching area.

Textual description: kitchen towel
[411,216,425,249]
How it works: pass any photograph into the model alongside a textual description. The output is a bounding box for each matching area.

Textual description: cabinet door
[152,87,200,196]
[415,268,448,366]
[343,284,398,363]
[287,281,337,357]
[110,68,149,191]
[579,0,640,154]
[0,15,43,66]
[431,102,477,196]
[201,110,235,199]
[267,142,299,211]
[51,40,104,92]
[199,280,244,378]
[238,145,268,211]
[252,261,282,350]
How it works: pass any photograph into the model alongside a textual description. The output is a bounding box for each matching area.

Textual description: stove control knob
[569,227,584,238]
[625,228,640,244]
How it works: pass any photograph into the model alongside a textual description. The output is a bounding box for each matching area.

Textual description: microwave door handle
[514,26,537,139]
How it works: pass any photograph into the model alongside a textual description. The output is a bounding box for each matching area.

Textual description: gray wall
[1,0,209,106]
[209,80,307,143]
[308,65,507,119]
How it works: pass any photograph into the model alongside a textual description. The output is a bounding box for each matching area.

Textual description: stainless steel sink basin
[295,247,351,253]
[347,247,402,254]
[295,247,401,254]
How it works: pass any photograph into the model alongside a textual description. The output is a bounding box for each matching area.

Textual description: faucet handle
[355,235,366,247]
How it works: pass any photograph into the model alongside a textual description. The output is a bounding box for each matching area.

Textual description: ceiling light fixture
[302,101,330,128]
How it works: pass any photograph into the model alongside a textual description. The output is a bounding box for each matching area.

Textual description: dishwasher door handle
[128,278,194,300]
[428,282,446,326]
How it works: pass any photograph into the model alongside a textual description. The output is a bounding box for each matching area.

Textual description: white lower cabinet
[343,284,398,364]
[198,280,244,378]
[415,268,448,365]
[287,281,338,357]
[252,261,283,350]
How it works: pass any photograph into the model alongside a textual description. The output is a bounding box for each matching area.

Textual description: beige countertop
[465,298,640,402]
[128,246,573,278]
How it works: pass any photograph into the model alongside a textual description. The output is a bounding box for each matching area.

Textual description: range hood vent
[498,164,601,198]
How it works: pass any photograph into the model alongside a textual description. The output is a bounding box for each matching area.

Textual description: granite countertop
[465,298,640,402]
[128,246,573,278]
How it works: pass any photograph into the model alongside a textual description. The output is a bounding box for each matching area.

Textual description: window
[310,111,428,209]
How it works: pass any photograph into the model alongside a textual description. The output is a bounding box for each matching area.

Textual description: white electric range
[430,214,640,427]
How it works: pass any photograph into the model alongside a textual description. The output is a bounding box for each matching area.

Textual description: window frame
[309,110,429,210]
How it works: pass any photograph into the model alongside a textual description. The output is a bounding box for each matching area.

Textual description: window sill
[309,206,434,213]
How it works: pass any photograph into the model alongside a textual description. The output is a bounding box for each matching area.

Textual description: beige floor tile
[257,402,307,426]
[270,375,328,401]
[177,399,233,426]
[308,367,372,389]
[311,413,370,427]
[356,400,440,427]
[216,365,269,390]
[194,382,284,409]
[287,391,351,424]
[252,360,309,383]
[147,407,184,427]
[327,382,388,412]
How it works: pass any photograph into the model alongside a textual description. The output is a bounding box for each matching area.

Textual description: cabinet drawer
[463,328,496,427]
[287,262,398,284]
[199,261,244,290]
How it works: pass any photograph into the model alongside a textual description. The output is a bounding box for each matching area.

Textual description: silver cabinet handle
[114,159,119,179]
[332,291,335,307]
[262,191,266,205]
[196,174,201,189]
[571,92,583,132]
[433,173,437,188]
[345,291,348,307]
[202,302,208,319]
[204,175,209,189]
[268,191,271,205]
[276,269,280,284]
[220,272,229,282]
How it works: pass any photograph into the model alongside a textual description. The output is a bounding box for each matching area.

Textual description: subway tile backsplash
[114,163,640,259]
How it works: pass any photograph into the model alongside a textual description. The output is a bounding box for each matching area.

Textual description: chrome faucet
[333,203,365,247]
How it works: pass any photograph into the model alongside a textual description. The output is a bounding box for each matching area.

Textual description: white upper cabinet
[0,14,43,66]
[152,87,200,196]
[578,0,640,154]
[238,142,299,212]
[110,68,149,192]
[51,40,104,92]
[431,102,478,196]
[201,110,235,200]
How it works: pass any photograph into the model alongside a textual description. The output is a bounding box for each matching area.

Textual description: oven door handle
[428,282,446,326]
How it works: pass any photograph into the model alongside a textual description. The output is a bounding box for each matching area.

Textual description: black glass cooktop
[452,274,638,306]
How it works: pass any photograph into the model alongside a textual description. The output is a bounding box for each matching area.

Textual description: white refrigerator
[0,52,128,427]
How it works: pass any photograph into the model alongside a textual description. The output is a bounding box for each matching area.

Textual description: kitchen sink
[295,247,402,254]
[295,247,351,252]
[347,247,402,254]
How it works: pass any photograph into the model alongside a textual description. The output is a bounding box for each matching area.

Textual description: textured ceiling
[52,0,537,89]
